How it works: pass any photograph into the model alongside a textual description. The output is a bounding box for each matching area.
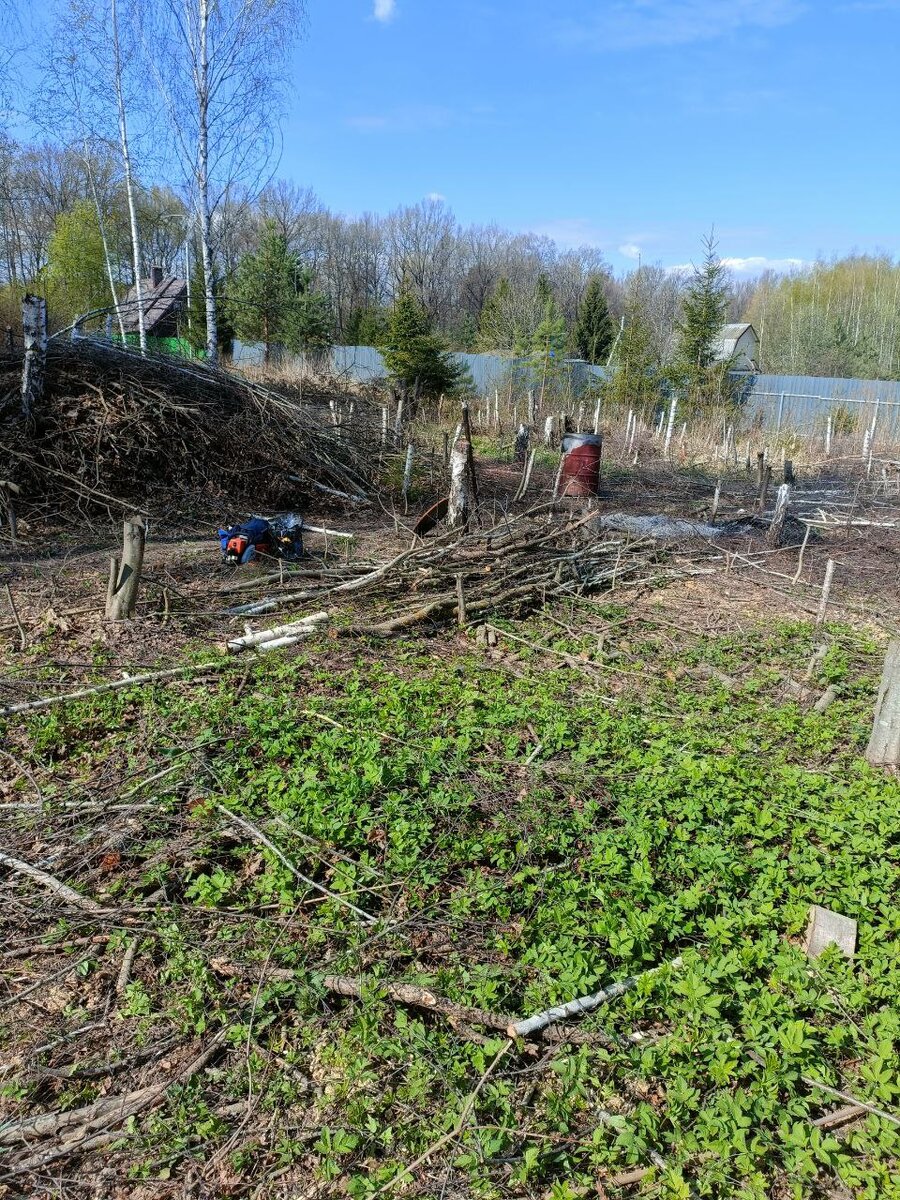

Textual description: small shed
[713,323,759,372]
[119,266,189,345]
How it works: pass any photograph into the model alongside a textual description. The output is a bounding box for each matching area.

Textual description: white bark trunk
[105,516,146,620]
[111,0,146,354]
[21,294,47,422]
[447,440,472,529]
[867,640,900,766]
[197,0,218,364]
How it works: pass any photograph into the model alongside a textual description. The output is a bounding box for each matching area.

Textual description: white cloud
[557,0,804,51]
[373,0,396,23]
[618,243,643,260]
[666,255,806,276]
[721,255,807,275]
[426,191,446,202]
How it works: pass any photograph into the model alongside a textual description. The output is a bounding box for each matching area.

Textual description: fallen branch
[507,957,683,1039]
[0,850,108,914]
[0,661,226,717]
[0,1034,225,1175]
[321,974,512,1031]
[216,805,377,925]
[225,611,329,653]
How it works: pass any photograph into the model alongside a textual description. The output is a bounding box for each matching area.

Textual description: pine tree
[380,288,464,396]
[605,295,661,412]
[226,221,333,363]
[675,233,729,389]
[519,278,566,405]
[574,275,614,364]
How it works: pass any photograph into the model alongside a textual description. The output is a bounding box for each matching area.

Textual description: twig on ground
[0,850,108,914]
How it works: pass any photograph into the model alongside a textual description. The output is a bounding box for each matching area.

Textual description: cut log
[866,639,900,765]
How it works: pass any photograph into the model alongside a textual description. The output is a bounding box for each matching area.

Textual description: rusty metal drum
[559,432,603,497]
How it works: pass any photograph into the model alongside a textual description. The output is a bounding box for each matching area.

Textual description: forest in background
[4,139,899,385]
[1,0,899,386]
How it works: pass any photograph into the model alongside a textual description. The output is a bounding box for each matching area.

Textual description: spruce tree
[574,275,614,364]
[380,288,464,396]
[605,295,661,412]
[227,221,333,363]
[675,233,729,388]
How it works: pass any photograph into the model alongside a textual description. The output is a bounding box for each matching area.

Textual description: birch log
[105,515,146,621]
[507,957,682,1039]
[866,640,900,765]
[21,294,47,422]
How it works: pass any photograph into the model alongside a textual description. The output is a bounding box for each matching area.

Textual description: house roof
[719,323,756,341]
[120,275,187,334]
[713,322,758,362]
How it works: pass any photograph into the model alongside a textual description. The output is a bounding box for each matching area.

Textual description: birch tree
[44,0,149,347]
[151,0,306,364]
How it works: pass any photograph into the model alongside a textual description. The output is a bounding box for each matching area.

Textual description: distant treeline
[2,138,899,381]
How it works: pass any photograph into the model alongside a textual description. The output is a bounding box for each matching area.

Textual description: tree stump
[514,423,529,464]
[866,640,900,766]
[766,483,792,547]
[105,515,147,621]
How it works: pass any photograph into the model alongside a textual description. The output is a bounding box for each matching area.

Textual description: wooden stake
[402,443,414,509]
[455,573,466,626]
[816,559,835,626]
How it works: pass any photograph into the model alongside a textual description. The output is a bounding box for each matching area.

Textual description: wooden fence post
[105,515,146,621]
[866,641,900,765]
[21,294,47,422]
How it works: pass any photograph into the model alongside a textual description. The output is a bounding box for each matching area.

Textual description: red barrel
[559,432,602,497]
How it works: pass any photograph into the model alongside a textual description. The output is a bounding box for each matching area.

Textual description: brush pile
[0,339,379,520]
[223,503,661,632]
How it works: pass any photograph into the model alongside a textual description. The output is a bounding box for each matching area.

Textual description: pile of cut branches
[225,503,661,633]
[0,339,379,519]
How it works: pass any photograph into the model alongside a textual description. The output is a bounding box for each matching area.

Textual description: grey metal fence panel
[735,373,900,435]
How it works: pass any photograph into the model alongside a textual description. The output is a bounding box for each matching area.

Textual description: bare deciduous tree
[150,0,307,363]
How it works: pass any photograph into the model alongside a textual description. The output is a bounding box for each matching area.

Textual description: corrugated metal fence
[231,341,900,435]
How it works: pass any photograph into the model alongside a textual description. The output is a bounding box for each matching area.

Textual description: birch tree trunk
[866,641,900,766]
[111,0,146,354]
[197,0,219,365]
[21,294,47,423]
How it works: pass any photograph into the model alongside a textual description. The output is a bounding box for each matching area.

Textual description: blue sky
[282,0,900,275]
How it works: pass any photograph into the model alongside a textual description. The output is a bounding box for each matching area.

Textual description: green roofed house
[119,266,193,356]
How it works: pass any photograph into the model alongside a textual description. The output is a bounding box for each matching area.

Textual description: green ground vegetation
[2,613,899,1197]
